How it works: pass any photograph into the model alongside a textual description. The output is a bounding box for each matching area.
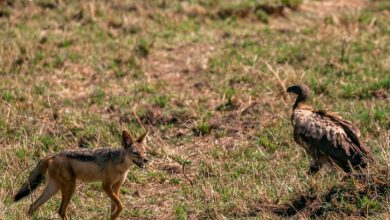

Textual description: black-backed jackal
[13,130,149,220]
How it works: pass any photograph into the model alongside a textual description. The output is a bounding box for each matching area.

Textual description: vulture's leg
[307,160,323,175]
[306,149,327,175]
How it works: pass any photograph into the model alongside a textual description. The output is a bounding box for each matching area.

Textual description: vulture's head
[287,84,309,97]
[287,84,309,106]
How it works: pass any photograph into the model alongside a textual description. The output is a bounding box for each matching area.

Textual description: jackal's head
[122,130,149,168]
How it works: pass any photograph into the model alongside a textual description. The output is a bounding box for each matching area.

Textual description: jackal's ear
[122,130,134,148]
[137,130,148,143]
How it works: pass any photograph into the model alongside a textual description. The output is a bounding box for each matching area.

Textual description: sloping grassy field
[0,0,389,219]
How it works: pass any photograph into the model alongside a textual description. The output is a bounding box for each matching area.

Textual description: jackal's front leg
[110,178,125,215]
[103,182,124,220]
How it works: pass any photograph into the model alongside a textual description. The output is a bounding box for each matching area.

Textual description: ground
[0,0,389,219]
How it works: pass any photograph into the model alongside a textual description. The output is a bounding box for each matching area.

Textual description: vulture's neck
[293,94,307,110]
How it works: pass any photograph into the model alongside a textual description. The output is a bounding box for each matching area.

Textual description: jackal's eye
[132,149,140,156]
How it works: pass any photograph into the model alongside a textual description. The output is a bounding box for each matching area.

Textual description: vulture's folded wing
[293,109,371,170]
[315,110,373,158]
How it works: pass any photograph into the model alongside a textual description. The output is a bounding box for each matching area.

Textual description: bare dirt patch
[143,43,213,91]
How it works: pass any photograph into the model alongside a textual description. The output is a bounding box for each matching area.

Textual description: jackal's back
[61,148,125,167]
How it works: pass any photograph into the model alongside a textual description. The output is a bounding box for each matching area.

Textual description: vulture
[286,84,373,174]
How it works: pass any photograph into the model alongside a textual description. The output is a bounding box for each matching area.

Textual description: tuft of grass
[90,88,105,104]
[169,177,181,185]
[357,195,380,212]
[134,38,150,58]
[153,95,169,108]
[1,90,13,102]
[192,121,211,136]
[281,0,303,10]
[133,83,156,94]
[38,134,57,151]
[0,7,11,18]
[15,148,28,159]
[174,203,187,220]
[257,133,277,152]
[127,171,142,184]
[32,83,47,95]
[255,10,269,23]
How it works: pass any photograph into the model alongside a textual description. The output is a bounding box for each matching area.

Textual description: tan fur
[14,130,149,220]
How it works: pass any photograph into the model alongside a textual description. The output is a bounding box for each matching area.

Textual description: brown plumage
[286,84,373,174]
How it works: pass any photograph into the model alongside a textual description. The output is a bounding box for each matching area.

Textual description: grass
[0,0,389,219]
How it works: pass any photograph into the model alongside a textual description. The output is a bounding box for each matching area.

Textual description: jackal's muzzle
[133,158,148,168]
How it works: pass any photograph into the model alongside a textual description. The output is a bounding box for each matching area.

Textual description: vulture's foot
[307,161,322,175]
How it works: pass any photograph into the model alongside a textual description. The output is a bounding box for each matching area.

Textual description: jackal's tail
[14,157,50,202]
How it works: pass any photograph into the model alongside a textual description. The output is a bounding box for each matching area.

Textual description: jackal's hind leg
[28,178,59,216]
[58,180,76,220]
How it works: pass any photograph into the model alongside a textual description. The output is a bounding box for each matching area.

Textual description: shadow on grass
[254,168,389,218]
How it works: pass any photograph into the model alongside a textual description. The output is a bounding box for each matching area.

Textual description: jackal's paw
[111,207,124,219]
[110,215,119,220]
